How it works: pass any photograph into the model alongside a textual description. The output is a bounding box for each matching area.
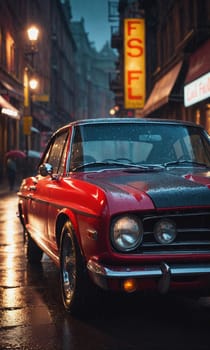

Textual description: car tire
[60,221,94,315]
[27,233,43,264]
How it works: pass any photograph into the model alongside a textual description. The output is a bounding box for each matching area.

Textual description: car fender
[55,207,81,250]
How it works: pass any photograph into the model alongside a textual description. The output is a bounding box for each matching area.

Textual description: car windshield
[69,123,210,171]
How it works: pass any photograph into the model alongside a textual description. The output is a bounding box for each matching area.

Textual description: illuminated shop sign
[184,72,210,107]
[1,107,19,118]
[124,18,145,109]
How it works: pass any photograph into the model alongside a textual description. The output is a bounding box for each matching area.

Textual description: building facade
[0,0,77,180]
[0,0,116,181]
[0,0,23,181]
[50,0,77,130]
[71,19,116,120]
[110,0,210,131]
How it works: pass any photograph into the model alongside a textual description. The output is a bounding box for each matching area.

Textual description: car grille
[138,209,210,255]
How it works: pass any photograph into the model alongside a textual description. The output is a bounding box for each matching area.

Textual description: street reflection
[1,196,19,289]
[3,264,16,286]
[0,194,57,348]
[2,201,17,241]
[1,287,19,307]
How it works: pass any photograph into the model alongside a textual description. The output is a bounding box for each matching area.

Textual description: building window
[6,33,15,74]
[0,27,6,67]
[206,105,210,134]
[195,109,200,125]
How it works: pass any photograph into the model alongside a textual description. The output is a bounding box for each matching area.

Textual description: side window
[47,131,69,174]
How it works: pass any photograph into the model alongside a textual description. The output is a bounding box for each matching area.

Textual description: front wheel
[60,221,94,315]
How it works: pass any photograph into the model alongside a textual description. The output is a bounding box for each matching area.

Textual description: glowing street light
[27,26,39,42]
[23,24,40,162]
[29,77,39,90]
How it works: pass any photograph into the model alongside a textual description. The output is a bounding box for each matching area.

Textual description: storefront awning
[142,61,183,116]
[185,39,210,85]
[0,95,20,120]
[184,40,210,107]
[0,80,23,99]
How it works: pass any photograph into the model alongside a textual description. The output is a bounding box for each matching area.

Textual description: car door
[43,129,70,254]
[27,129,69,251]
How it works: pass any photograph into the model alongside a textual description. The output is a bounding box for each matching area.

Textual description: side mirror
[39,163,53,177]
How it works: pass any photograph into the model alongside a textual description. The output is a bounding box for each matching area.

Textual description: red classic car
[18,118,210,314]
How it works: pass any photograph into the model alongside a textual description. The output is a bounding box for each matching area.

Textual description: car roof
[53,117,203,137]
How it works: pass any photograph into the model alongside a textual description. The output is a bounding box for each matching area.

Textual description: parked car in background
[18,118,210,314]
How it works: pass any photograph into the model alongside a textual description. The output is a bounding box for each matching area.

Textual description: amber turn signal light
[123,278,137,293]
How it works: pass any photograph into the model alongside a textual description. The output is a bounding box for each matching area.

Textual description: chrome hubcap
[62,231,76,301]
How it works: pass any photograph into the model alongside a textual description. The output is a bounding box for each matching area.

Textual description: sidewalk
[0,179,20,196]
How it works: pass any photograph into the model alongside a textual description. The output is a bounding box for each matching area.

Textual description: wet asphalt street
[1,189,210,349]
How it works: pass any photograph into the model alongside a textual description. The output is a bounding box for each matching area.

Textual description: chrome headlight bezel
[154,218,177,244]
[110,215,143,252]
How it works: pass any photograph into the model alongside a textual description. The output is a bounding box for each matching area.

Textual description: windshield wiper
[72,161,157,172]
[163,160,209,168]
[123,163,164,172]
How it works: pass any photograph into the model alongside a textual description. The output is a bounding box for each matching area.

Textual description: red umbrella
[5,150,26,159]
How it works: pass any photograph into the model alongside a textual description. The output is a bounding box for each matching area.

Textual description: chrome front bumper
[87,260,210,293]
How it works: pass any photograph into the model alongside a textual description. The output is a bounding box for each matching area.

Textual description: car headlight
[154,219,177,244]
[111,215,143,252]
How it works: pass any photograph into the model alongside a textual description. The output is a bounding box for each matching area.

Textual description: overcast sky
[70,0,111,51]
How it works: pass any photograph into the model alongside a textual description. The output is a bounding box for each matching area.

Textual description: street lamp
[29,77,39,91]
[23,25,39,171]
[27,26,39,42]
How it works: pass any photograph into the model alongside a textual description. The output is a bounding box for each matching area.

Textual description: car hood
[85,168,210,208]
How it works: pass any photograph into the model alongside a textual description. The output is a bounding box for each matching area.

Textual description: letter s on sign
[127,38,143,57]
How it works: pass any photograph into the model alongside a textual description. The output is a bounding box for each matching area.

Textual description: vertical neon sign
[124,18,145,109]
